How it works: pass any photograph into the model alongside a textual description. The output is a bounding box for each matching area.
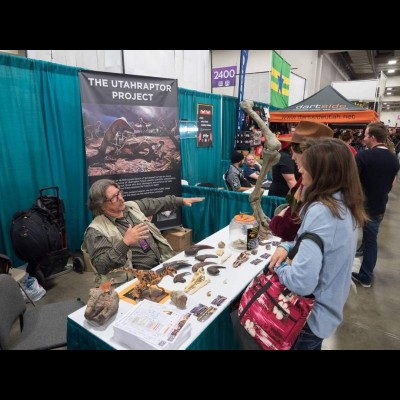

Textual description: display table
[67,226,280,350]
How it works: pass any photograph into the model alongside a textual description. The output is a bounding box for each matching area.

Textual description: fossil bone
[240,100,281,240]
[192,261,218,273]
[233,251,251,268]
[155,260,191,273]
[220,251,232,264]
[84,284,119,326]
[195,254,218,262]
[216,248,224,256]
[170,291,188,309]
[184,267,210,294]
[184,244,214,257]
[206,266,226,276]
[173,271,191,283]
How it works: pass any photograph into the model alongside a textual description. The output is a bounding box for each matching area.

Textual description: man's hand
[123,223,149,246]
[183,197,205,207]
[268,246,288,273]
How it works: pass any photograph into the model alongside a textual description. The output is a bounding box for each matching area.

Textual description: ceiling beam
[367,50,378,78]
[320,50,348,54]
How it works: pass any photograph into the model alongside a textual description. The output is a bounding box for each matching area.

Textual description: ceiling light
[388,60,397,65]
[386,87,392,90]
[387,93,392,95]
[383,102,387,104]
[388,69,395,73]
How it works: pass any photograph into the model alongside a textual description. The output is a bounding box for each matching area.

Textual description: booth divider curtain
[0,54,90,265]
[221,95,238,160]
[181,185,287,243]
[178,88,223,186]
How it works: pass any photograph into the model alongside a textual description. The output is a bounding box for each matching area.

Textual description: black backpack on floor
[10,206,62,264]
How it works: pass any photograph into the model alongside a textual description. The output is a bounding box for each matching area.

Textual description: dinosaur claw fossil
[173,272,191,283]
[184,245,214,257]
[206,266,226,276]
[195,254,218,262]
[155,260,192,273]
[192,261,218,273]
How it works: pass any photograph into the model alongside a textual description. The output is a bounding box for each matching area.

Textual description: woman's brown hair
[300,138,367,227]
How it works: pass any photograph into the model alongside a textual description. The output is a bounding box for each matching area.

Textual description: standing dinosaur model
[239,100,282,240]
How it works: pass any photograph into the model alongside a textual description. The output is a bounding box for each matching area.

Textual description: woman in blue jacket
[269,138,367,350]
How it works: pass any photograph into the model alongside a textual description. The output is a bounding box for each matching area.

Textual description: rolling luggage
[11,186,84,286]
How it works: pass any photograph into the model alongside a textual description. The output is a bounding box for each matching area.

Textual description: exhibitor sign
[79,71,182,230]
[212,66,237,88]
[197,104,213,148]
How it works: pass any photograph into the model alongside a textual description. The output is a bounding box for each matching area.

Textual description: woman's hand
[268,246,288,273]
[183,197,205,207]
[122,223,149,246]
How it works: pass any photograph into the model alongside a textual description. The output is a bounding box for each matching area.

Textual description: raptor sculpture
[239,100,282,240]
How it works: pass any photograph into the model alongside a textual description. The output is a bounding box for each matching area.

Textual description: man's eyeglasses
[105,190,123,203]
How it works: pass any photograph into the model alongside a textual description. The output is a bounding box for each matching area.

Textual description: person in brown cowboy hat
[269,121,334,241]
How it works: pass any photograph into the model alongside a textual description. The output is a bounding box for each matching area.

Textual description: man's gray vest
[82,201,176,286]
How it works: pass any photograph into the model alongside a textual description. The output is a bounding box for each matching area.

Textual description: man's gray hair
[88,179,120,217]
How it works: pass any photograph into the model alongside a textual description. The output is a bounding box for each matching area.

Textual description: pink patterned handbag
[237,232,324,350]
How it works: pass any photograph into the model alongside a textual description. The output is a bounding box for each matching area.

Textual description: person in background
[268,134,299,197]
[269,138,367,350]
[224,151,252,192]
[82,179,204,287]
[243,154,262,185]
[340,130,357,156]
[268,121,334,241]
[352,122,399,288]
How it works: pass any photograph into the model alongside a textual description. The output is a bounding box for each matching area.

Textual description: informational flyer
[113,299,191,350]
[197,103,213,148]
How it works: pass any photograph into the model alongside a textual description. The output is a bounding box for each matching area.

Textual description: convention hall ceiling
[321,50,400,111]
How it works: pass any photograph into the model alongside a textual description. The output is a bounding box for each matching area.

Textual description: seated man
[82,179,204,287]
[224,151,252,192]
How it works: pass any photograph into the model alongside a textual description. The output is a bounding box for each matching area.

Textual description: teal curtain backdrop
[0,54,90,265]
[0,53,282,265]
[178,88,224,187]
[221,95,238,160]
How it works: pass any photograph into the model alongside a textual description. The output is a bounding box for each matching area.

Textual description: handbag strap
[287,231,324,260]
[261,231,324,275]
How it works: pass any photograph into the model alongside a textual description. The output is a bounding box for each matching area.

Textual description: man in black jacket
[352,123,399,288]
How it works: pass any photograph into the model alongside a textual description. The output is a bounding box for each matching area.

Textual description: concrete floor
[323,175,400,350]
[24,176,400,350]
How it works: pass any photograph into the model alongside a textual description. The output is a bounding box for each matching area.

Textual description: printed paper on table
[113,299,191,350]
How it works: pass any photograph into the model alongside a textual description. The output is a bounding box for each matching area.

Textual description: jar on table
[229,214,259,251]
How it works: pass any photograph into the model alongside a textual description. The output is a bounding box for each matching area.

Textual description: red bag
[237,232,323,350]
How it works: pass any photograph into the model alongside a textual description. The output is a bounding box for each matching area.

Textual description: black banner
[79,71,182,230]
[197,104,213,148]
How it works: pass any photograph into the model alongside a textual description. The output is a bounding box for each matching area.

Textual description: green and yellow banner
[270,51,290,108]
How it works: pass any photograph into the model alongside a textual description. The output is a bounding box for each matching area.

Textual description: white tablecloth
[67,225,280,350]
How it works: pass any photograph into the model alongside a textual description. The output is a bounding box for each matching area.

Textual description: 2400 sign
[212,66,237,88]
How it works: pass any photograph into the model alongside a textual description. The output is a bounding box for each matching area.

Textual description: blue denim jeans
[358,214,384,284]
[291,323,323,350]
